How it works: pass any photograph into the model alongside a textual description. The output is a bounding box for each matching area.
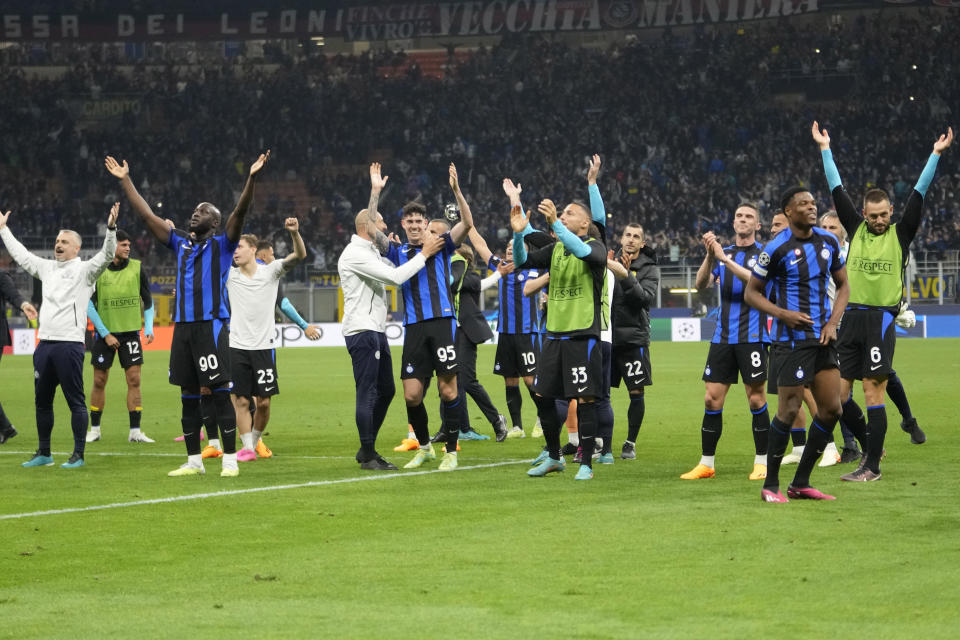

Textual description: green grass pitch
[2,339,959,638]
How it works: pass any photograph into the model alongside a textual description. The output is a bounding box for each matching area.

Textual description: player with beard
[812,122,951,481]
[105,151,269,477]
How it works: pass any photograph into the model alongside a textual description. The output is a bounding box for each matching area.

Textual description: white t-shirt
[226,260,286,350]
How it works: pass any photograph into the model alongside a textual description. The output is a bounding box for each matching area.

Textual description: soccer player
[386,163,474,472]
[514,197,608,481]
[339,163,445,470]
[0,269,38,444]
[609,221,659,461]
[227,218,305,462]
[255,239,321,341]
[84,229,156,444]
[744,187,848,502]
[448,242,508,440]
[812,122,952,481]
[1,205,118,468]
[682,203,770,481]
[768,210,818,464]
[106,150,269,477]
[467,178,545,441]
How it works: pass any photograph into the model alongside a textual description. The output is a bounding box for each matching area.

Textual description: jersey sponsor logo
[751,371,763,378]
[758,252,771,267]
[577,386,588,393]
[789,257,803,266]
[264,386,275,392]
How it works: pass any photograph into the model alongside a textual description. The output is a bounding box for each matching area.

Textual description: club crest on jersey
[405,364,414,374]
[748,257,757,267]
[820,248,830,260]
[374,350,380,360]
[758,252,771,267]
[704,366,711,376]
[517,274,524,281]
[98,355,105,363]
[725,254,733,261]
[494,362,501,371]
[795,367,804,379]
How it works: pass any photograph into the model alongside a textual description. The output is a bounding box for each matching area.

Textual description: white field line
[0,450,514,462]
[0,460,529,521]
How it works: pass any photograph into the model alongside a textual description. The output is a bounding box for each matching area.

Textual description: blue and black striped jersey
[711,242,768,345]
[751,228,844,343]
[488,256,540,335]
[165,229,236,323]
[386,233,458,326]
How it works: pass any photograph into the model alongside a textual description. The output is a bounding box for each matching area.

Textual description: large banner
[1,1,825,42]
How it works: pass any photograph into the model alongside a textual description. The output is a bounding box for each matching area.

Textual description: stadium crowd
[0,9,958,271]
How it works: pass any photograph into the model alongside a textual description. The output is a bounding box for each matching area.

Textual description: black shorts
[494,333,541,378]
[611,344,652,391]
[702,342,768,385]
[400,317,458,380]
[91,331,144,370]
[230,348,279,399]
[837,308,897,380]
[769,341,838,389]
[533,337,604,399]
[169,319,232,389]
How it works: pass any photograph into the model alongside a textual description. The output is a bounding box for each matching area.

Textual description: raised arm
[105,157,170,243]
[0,211,46,279]
[812,121,860,237]
[280,217,307,269]
[503,178,536,236]
[448,163,474,245]
[586,154,606,225]
[225,150,270,242]
[85,203,119,285]
[366,163,392,254]
[899,127,954,246]
[467,227,494,265]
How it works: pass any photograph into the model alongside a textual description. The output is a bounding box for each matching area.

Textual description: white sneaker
[818,442,840,467]
[168,461,205,477]
[128,429,155,443]
[85,427,101,443]
[506,426,525,439]
[782,446,804,465]
[531,418,543,438]
[220,452,239,477]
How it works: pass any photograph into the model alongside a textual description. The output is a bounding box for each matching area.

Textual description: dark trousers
[34,340,87,455]
[346,331,395,455]
[456,331,500,429]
